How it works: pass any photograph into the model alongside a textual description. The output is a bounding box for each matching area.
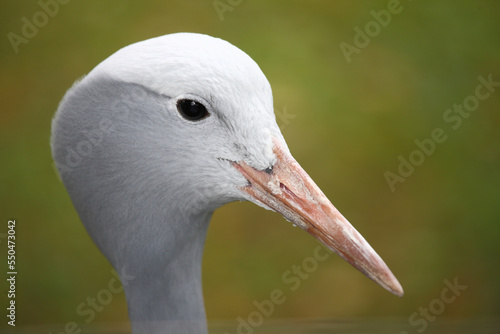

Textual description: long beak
[234,138,403,297]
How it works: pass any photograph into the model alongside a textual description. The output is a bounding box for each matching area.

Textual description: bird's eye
[176,99,209,121]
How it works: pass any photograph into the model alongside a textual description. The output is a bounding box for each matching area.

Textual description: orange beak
[234,138,403,297]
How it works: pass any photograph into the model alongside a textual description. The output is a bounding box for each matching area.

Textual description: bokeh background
[1,0,499,332]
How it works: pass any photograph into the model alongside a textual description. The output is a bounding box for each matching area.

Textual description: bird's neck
[119,211,212,334]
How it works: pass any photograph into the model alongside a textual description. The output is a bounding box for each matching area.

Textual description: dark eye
[176,99,209,121]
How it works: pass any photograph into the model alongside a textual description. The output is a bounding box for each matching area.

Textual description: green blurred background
[1,0,499,332]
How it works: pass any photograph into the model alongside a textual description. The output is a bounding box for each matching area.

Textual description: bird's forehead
[89,33,272,105]
[88,33,279,169]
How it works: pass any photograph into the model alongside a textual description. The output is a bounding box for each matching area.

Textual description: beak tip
[395,283,404,298]
[236,139,405,299]
[383,274,404,297]
[392,285,404,298]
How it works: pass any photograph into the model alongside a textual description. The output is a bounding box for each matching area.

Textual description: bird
[51,32,403,334]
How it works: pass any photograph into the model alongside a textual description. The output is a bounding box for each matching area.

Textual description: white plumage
[51,32,402,334]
